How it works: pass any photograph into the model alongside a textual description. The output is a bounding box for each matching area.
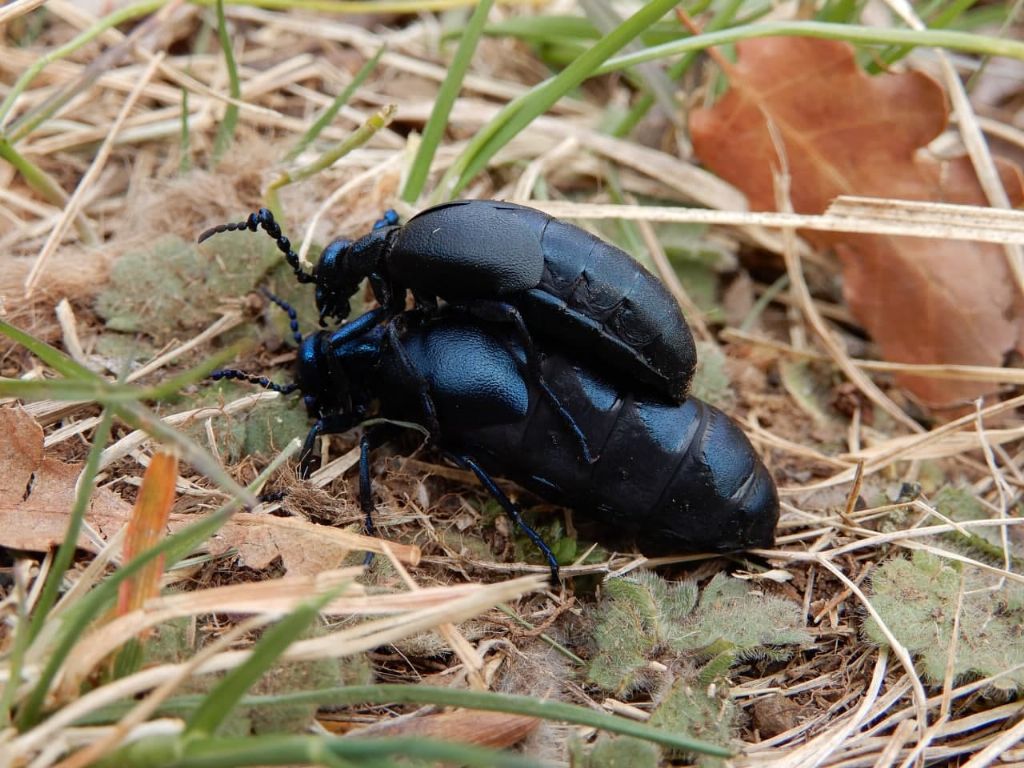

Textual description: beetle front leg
[359,428,379,567]
[448,299,599,465]
[298,414,355,479]
[299,420,325,479]
[450,453,560,584]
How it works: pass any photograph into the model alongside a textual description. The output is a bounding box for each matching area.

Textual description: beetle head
[314,227,395,325]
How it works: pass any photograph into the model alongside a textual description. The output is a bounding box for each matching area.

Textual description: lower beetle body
[308,313,778,559]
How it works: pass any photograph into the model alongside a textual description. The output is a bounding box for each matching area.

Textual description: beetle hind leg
[450,453,560,584]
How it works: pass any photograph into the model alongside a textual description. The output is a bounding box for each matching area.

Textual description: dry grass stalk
[2,3,1023,767]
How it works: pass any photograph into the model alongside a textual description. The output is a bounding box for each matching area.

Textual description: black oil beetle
[199,200,698,403]
[214,300,778,581]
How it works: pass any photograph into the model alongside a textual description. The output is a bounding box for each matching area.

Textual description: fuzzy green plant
[586,573,697,695]
[689,341,732,409]
[95,234,279,340]
[587,572,808,695]
[865,551,1024,692]
[675,573,811,660]
[648,678,737,768]
[574,734,660,768]
[932,486,1024,568]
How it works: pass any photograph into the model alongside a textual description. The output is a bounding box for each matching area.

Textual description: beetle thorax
[315,227,397,323]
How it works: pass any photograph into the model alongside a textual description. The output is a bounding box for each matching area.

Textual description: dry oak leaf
[338,710,539,748]
[690,36,1024,408]
[0,407,132,551]
[0,407,418,575]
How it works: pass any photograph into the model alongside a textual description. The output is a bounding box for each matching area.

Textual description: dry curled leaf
[0,407,418,574]
[691,37,1024,408]
[0,407,133,551]
[345,710,539,748]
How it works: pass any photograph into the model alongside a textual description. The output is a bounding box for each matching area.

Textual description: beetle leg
[299,420,325,479]
[372,208,400,230]
[448,299,599,465]
[450,453,560,584]
[367,272,397,313]
[381,319,443,440]
[359,428,377,567]
[327,307,387,348]
[298,414,355,479]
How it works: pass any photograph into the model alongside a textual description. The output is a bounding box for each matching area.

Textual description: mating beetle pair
[201,201,699,463]
[203,200,778,579]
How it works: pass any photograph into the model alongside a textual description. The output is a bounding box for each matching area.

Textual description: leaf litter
[1,4,1023,768]
[691,36,1024,409]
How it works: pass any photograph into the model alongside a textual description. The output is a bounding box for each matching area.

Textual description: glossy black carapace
[200,200,697,402]
[284,311,778,579]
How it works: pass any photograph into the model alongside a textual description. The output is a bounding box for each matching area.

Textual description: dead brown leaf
[690,37,1024,408]
[0,407,419,574]
[0,407,133,551]
[213,513,364,574]
[342,710,539,748]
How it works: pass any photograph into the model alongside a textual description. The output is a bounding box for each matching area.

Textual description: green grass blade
[401,0,494,202]
[0,0,164,130]
[0,138,98,244]
[0,136,64,205]
[581,0,677,127]
[868,0,981,72]
[441,0,681,199]
[185,579,352,736]
[0,343,242,403]
[211,0,241,163]
[99,733,547,768]
[611,0,747,138]
[14,442,297,729]
[180,88,192,173]
[475,15,688,46]
[596,20,1024,74]
[0,379,125,401]
[0,319,98,380]
[84,683,733,756]
[285,45,385,162]
[267,104,396,213]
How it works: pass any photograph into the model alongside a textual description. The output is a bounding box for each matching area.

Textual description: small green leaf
[675,573,810,660]
[211,0,240,163]
[690,341,732,409]
[865,552,1024,691]
[578,735,660,768]
[648,679,736,767]
[96,235,278,341]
